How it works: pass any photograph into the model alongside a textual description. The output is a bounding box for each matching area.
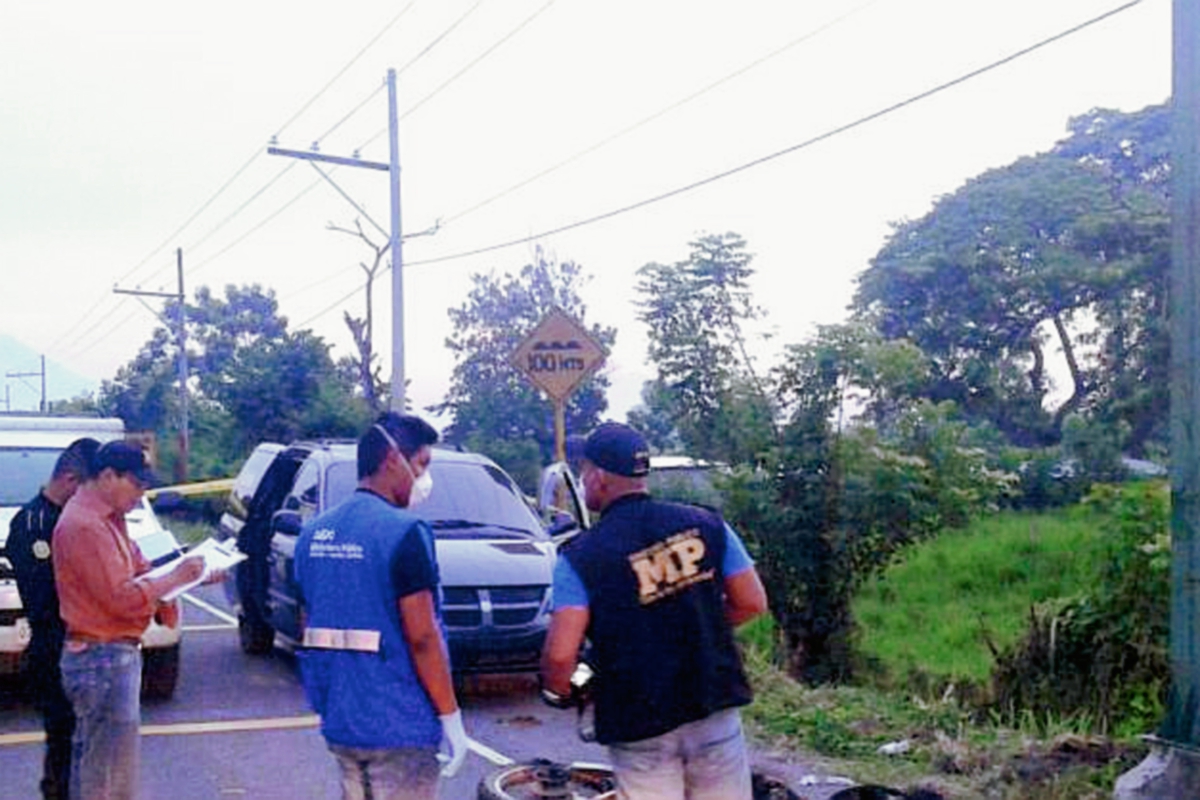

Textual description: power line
[395,0,1145,271]
[438,0,881,227]
[357,0,559,150]
[183,162,298,262]
[154,0,487,287]
[50,3,422,357]
[312,83,388,148]
[165,0,514,302]
[405,0,556,122]
[188,179,324,275]
[273,0,419,141]
[45,146,262,357]
[55,307,144,365]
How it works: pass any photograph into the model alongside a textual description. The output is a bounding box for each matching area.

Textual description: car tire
[141,643,180,701]
[238,612,274,655]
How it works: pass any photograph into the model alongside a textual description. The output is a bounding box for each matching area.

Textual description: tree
[436,252,615,488]
[636,232,776,465]
[328,219,388,412]
[101,284,371,477]
[854,104,1170,452]
[625,379,682,454]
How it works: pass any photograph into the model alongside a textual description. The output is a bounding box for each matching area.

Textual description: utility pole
[1165,0,1200,751]
[387,67,405,413]
[270,68,408,412]
[114,251,189,482]
[1115,0,1200,794]
[175,249,190,481]
[7,355,46,413]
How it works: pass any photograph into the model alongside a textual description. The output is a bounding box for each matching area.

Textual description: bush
[723,400,1015,685]
[990,482,1169,735]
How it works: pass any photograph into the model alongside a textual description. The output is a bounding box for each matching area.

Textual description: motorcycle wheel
[477,760,617,800]
[476,760,802,800]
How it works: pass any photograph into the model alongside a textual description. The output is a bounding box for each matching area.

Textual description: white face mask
[374,424,433,508]
[407,468,434,509]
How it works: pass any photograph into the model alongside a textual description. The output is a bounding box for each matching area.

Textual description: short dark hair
[357,412,439,479]
[52,437,101,481]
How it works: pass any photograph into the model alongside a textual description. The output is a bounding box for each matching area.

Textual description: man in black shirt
[8,437,99,800]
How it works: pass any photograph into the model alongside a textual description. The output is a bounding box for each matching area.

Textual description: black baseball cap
[93,441,157,487]
[583,422,651,478]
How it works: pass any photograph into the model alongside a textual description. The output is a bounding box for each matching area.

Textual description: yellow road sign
[511,308,608,401]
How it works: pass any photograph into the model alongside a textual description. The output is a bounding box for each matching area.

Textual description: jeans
[608,708,752,800]
[28,636,75,800]
[60,642,142,800]
[328,744,440,800]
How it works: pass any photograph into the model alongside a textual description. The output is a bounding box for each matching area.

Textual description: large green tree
[635,232,776,464]
[853,104,1170,453]
[436,254,615,490]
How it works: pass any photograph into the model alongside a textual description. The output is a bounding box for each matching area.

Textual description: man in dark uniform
[8,437,100,800]
[541,422,769,799]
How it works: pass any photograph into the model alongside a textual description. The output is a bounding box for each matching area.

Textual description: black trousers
[27,638,74,800]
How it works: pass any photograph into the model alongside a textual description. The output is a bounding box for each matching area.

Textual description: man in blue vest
[294,413,469,800]
[541,422,769,799]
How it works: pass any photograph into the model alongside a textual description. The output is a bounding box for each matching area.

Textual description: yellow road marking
[0,715,320,747]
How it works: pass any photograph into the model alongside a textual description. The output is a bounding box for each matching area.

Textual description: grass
[739,621,1147,799]
[851,506,1112,685]
[736,502,1150,797]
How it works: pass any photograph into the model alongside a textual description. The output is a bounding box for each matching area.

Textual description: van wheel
[141,644,180,700]
[239,613,274,655]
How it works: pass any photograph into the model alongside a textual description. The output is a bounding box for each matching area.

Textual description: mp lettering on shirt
[307,527,365,561]
[628,529,714,605]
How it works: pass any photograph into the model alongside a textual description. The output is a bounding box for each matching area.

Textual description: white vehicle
[0,415,184,698]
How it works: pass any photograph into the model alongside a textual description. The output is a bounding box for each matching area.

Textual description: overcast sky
[0,0,1172,425]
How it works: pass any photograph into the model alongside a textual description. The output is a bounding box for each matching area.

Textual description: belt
[302,627,381,653]
[64,636,142,652]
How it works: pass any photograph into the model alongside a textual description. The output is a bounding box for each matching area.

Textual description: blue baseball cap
[583,422,650,478]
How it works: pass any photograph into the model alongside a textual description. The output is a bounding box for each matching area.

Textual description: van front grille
[441,586,546,630]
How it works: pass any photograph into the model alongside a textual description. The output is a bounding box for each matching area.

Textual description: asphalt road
[0,584,852,799]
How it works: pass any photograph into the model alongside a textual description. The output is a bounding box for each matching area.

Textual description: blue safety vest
[294,491,442,748]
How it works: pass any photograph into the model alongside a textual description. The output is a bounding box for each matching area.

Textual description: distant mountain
[0,334,98,411]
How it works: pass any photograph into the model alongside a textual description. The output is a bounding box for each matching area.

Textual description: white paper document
[142,537,247,601]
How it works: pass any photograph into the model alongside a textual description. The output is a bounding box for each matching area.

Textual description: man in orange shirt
[53,442,204,800]
[8,436,98,799]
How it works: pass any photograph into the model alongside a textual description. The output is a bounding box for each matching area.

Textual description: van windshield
[325,459,546,539]
[0,448,61,506]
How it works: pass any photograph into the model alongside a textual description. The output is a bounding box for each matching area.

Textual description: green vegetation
[742,651,1147,799]
[852,507,1111,685]
[734,484,1169,796]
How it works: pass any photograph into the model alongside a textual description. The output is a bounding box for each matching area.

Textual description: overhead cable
[273,0,420,141]
[357,0,559,150]
[50,2,421,357]
[438,0,881,226]
[399,0,1145,270]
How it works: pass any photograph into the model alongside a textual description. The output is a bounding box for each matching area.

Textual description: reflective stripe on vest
[302,627,382,653]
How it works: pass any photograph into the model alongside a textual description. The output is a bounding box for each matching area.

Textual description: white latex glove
[439,710,469,778]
